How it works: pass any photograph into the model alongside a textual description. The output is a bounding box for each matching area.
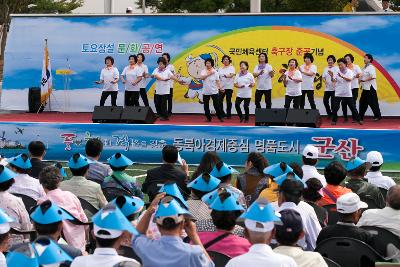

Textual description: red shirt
[317,184,352,206]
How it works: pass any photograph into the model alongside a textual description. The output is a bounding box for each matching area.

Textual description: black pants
[332,96,360,122]
[342,88,359,120]
[323,91,335,116]
[300,90,316,109]
[359,87,382,120]
[125,91,140,106]
[100,91,118,106]
[140,88,149,107]
[284,95,301,109]
[154,94,168,118]
[203,94,223,120]
[235,97,251,120]
[167,88,173,115]
[219,89,233,117]
[255,89,272,109]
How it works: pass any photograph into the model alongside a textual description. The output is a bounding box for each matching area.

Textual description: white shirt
[285,70,302,96]
[9,173,45,201]
[121,66,143,91]
[273,201,321,251]
[302,165,327,187]
[334,68,353,97]
[253,64,273,90]
[234,72,255,98]
[152,68,174,95]
[322,66,338,92]
[166,64,176,89]
[361,64,377,90]
[100,67,119,92]
[136,63,149,88]
[274,246,328,267]
[226,244,297,267]
[357,207,400,238]
[348,64,362,89]
[71,248,140,267]
[0,252,5,267]
[201,69,220,95]
[218,65,235,89]
[300,64,317,91]
[365,171,396,190]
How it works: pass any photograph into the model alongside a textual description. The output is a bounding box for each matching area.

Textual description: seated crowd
[0,139,399,267]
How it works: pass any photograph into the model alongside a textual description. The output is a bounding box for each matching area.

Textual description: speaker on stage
[92,106,123,123]
[28,87,42,113]
[255,108,287,126]
[286,109,321,128]
[121,106,156,124]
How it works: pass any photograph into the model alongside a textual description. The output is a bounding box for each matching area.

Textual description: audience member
[317,161,352,206]
[53,162,68,180]
[301,145,326,186]
[346,157,385,209]
[258,162,293,203]
[274,209,327,267]
[60,153,107,217]
[8,153,45,201]
[0,208,13,266]
[142,145,190,201]
[85,138,112,184]
[28,140,49,178]
[382,0,393,11]
[191,151,221,180]
[303,178,328,227]
[365,151,396,190]
[343,0,358,12]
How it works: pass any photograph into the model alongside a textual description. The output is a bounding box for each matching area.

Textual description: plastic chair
[207,251,231,267]
[322,204,339,226]
[118,245,142,264]
[361,226,400,258]
[323,256,342,267]
[102,187,132,201]
[379,188,388,200]
[78,197,99,216]
[12,193,37,213]
[315,237,386,267]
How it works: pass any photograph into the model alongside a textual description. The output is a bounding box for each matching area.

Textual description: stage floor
[0,112,399,129]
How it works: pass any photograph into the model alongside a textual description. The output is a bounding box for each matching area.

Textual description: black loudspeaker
[121,106,156,124]
[255,108,287,126]
[28,87,42,113]
[92,106,123,123]
[286,109,321,128]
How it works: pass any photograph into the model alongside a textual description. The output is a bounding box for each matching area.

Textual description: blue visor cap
[201,187,233,206]
[0,208,15,224]
[273,172,304,187]
[8,154,32,169]
[53,163,67,178]
[107,153,134,168]
[187,173,220,192]
[92,203,138,235]
[239,198,281,223]
[34,237,72,265]
[6,243,39,267]
[263,162,293,178]
[111,195,144,218]
[30,201,74,224]
[209,191,244,211]
[154,196,192,219]
[158,182,188,209]
[210,162,239,178]
[346,157,366,171]
[68,153,93,169]
[0,165,17,183]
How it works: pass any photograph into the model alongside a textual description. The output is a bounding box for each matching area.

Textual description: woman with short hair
[234,61,255,123]
[121,54,143,107]
[218,55,235,119]
[95,56,119,106]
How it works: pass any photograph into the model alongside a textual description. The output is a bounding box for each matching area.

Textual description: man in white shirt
[299,53,317,109]
[301,145,326,186]
[226,198,297,267]
[95,56,119,106]
[365,151,396,190]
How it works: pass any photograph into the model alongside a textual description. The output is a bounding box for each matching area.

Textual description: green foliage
[20,0,84,14]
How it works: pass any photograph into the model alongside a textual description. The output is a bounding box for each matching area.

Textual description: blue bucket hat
[158,182,189,209]
[33,237,72,265]
[30,201,74,224]
[154,196,193,224]
[53,163,67,178]
[209,191,244,211]
[346,157,366,171]
[8,154,32,169]
[107,153,134,168]
[0,165,16,183]
[111,195,144,218]
[210,162,239,178]
[263,162,293,178]
[6,243,39,267]
[92,203,138,235]
[68,153,93,169]
[201,187,233,206]
[273,172,305,187]
[188,173,220,193]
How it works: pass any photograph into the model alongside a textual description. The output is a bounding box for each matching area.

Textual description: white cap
[93,224,122,239]
[244,219,274,233]
[366,151,383,167]
[303,145,319,159]
[336,193,368,214]
[0,223,10,234]
[126,6,133,11]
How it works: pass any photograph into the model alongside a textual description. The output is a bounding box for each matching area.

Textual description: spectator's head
[112,195,145,222]
[364,54,374,64]
[155,197,190,235]
[275,209,304,246]
[192,151,221,179]
[302,145,319,166]
[53,162,68,179]
[210,161,239,184]
[188,173,220,199]
[210,192,244,231]
[39,166,62,192]
[107,153,133,172]
[382,0,390,10]
[0,208,13,252]
[28,141,46,159]
[0,165,16,192]
[289,162,303,178]
[303,52,314,64]
[85,138,104,160]
[346,157,368,179]
[278,179,304,205]
[387,185,400,210]
[324,161,347,186]
[366,151,383,172]
[350,0,359,8]
[303,178,324,202]
[162,145,179,164]
[8,153,32,174]
[104,56,114,66]
[126,6,133,13]
[336,192,367,223]
[68,153,91,177]
[245,152,268,174]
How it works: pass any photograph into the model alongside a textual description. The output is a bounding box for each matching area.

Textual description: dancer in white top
[218,55,235,119]
[234,61,255,123]
[342,53,362,122]
[162,53,176,116]
[253,53,275,109]
[299,53,317,109]
[136,53,150,107]
[322,55,339,118]
[95,56,119,106]
[121,55,143,107]
[280,58,302,109]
